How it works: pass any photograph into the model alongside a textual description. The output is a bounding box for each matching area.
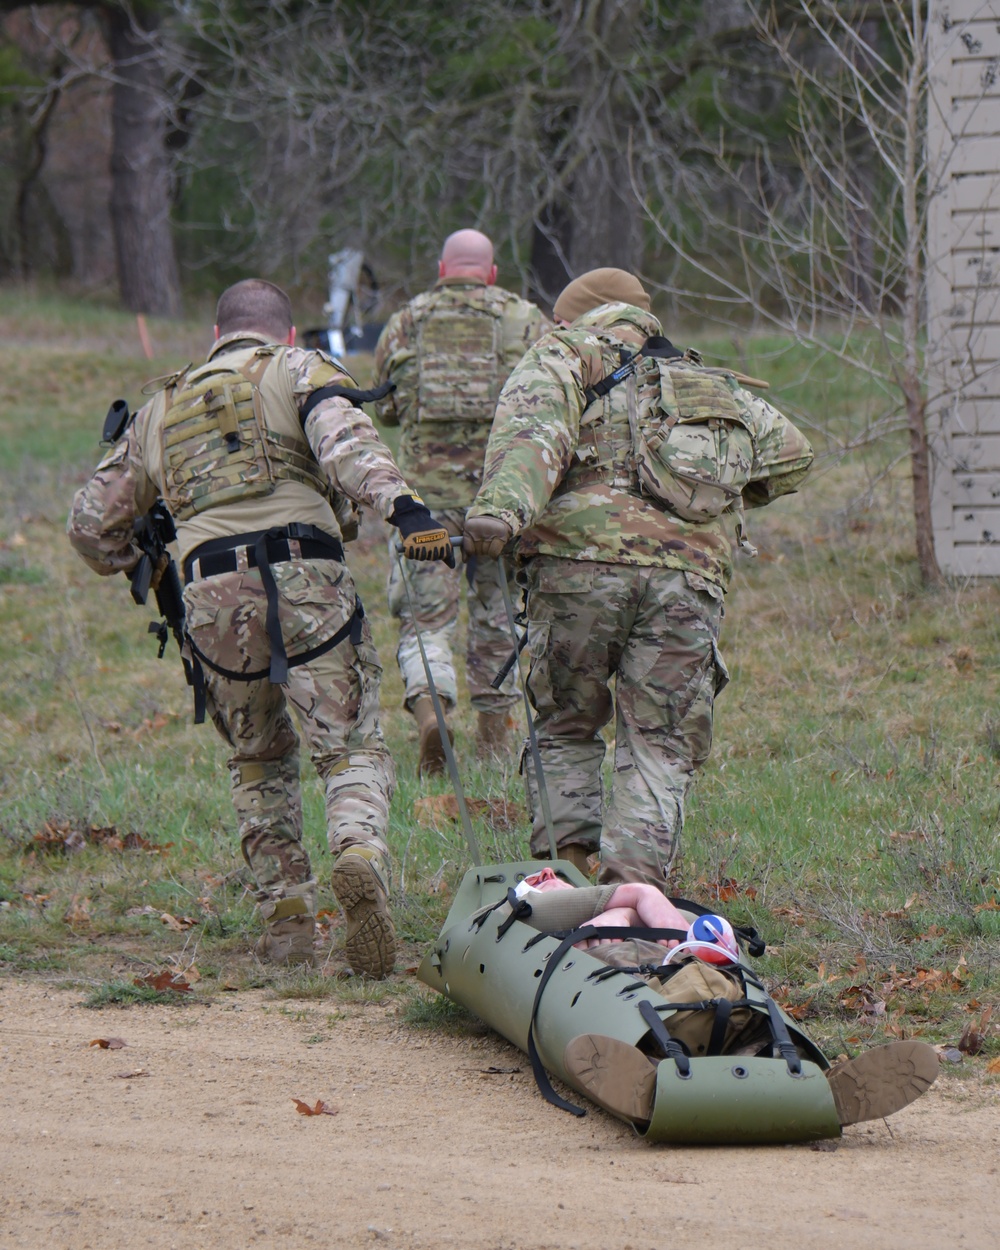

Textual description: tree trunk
[567,0,642,276]
[102,3,181,316]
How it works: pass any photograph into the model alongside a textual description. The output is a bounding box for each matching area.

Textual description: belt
[183,525,345,584]
[182,524,347,687]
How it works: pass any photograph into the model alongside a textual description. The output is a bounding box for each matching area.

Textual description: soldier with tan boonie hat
[464,268,814,887]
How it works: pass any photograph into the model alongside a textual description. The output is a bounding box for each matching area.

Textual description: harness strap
[183,524,351,689]
[638,998,691,1077]
[583,335,684,406]
[187,598,364,686]
[707,996,733,1056]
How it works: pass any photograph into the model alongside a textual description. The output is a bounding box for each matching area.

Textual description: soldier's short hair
[216,279,293,340]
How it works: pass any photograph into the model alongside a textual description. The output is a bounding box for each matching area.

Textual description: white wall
[927,1,1000,574]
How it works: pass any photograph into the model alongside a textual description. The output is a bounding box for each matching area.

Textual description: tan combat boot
[475,709,515,761]
[825,1040,939,1125]
[413,695,452,777]
[557,844,594,878]
[254,896,317,967]
[331,846,397,979]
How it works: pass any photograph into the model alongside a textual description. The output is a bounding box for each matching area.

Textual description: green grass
[0,286,997,1070]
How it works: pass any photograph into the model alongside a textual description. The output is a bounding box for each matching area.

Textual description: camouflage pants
[183,559,395,915]
[387,507,518,712]
[520,557,728,889]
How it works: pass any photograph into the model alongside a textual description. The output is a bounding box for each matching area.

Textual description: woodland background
[1,3,998,1067]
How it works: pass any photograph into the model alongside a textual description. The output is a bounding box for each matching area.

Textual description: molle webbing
[583,335,684,405]
[161,352,328,520]
[414,296,504,423]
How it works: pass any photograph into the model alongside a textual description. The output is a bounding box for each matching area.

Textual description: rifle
[128,498,193,686]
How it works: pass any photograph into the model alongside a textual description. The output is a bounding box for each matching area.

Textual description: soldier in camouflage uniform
[67,279,454,976]
[464,269,813,888]
[374,230,549,772]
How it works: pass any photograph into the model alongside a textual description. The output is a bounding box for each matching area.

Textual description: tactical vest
[565,332,756,523]
[411,288,504,424]
[159,346,330,522]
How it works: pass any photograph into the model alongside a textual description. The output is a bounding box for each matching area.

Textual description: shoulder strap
[584,335,684,406]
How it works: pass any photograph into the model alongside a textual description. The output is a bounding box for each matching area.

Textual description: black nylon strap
[255,527,290,684]
[638,999,691,1077]
[525,926,603,1116]
[300,380,396,424]
[183,524,345,583]
[495,889,533,939]
[742,968,803,1075]
[707,997,733,1056]
[583,335,685,405]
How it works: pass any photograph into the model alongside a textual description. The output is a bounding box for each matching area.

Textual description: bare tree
[636,0,973,586]
[0,0,181,314]
[172,1,767,305]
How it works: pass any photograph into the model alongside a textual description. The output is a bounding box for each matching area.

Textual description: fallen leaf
[412,793,526,833]
[134,971,192,993]
[63,895,92,926]
[160,912,196,931]
[89,1038,127,1049]
[292,1098,338,1116]
[987,1057,1000,1075]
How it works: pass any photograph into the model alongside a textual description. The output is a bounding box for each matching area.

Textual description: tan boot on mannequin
[557,844,594,878]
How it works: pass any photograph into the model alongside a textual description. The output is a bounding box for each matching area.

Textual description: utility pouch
[632,363,756,522]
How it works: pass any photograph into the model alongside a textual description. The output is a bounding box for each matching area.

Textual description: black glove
[389,496,455,566]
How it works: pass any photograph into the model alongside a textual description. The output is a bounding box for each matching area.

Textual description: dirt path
[1,979,997,1250]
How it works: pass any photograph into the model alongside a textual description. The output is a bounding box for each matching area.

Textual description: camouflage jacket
[468,304,814,591]
[373,278,549,509]
[68,333,417,571]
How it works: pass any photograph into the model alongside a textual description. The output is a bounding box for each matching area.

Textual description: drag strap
[743,969,802,1075]
[638,999,691,1076]
[300,380,395,423]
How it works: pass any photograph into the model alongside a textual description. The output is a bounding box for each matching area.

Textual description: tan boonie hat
[553,268,651,322]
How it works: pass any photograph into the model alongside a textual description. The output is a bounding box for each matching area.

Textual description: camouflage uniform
[467,303,813,887]
[374,278,548,712]
[67,332,417,933]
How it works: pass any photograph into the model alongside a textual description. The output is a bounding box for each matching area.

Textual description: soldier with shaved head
[464,269,814,888]
[374,231,550,773]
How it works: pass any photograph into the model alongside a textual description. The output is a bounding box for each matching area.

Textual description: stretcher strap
[638,999,691,1077]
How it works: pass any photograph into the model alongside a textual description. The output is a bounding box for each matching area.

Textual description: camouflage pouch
[631,362,756,522]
